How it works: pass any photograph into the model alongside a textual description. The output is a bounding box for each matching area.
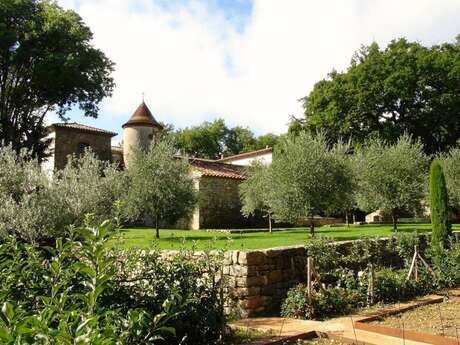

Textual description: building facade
[44,101,272,229]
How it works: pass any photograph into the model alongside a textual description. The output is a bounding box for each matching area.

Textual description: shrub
[428,238,460,288]
[0,220,225,344]
[281,284,362,320]
[429,159,452,247]
[0,145,126,242]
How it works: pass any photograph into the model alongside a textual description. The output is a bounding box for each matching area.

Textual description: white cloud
[57,0,460,135]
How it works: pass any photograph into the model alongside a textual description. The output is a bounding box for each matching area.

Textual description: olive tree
[239,161,274,232]
[123,139,197,239]
[439,147,460,208]
[269,132,354,236]
[355,135,429,231]
[0,145,125,242]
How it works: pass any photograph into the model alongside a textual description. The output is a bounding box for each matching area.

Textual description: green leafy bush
[428,238,460,288]
[0,220,225,344]
[281,284,362,320]
[0,145,126,242]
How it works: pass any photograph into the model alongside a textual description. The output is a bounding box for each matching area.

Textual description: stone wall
[223,246,307,317]
[198,176,265,229]
[53,128,112,170]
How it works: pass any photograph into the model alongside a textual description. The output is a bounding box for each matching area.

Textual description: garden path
[229,294,448,345]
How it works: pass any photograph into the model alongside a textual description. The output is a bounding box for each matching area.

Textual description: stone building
[44,101,270,229]
[42,123,116,174]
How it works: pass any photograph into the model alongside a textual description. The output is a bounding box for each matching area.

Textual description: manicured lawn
[113,223,460,251]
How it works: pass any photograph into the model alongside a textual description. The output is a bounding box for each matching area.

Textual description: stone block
[267,270,284,284]
[239,251,266,265]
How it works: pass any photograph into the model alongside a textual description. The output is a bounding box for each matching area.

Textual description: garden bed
[369,299,460,338]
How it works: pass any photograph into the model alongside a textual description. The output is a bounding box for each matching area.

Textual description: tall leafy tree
[269,132,354,236]
[355,135,428,231]
[0,0,114,158]
[123,139,197,239]
[293,37,460,154]
[429,159,452,246]
[172,118,279,159]
[439,147,460,208]
[239,161,274,232]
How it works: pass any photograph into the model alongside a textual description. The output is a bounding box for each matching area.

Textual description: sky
[53,0,460,144]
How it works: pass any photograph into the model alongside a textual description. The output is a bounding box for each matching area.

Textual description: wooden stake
[307,257,312,300]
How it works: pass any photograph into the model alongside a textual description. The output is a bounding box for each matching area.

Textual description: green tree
[429,159,451,246]
[439,147,460,208]
[355,135,428,231]
[293,37,460,154]
[123,139,197,239]
[239,161,273,231]
[0,0,114,158]
[269,132,354,236]
[172,119,279,159]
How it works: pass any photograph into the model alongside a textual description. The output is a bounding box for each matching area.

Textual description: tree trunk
[352,212,356,224]
[155,215,160,239]
[309,216,315,237]
[391,209,398,232]
[268,213,272,233]
[346,212,350,227]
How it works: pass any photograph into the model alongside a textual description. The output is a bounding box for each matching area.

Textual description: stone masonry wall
[54,128,113,170]
[223,246,307,317]
[198,176,265,229]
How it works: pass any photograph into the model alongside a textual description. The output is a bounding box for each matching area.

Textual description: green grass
[114,223,460,251]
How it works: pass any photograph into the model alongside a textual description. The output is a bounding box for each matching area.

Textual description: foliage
[440,147,460,208]
[0,221,181,344]
[113,247,226,345]
[427,238,460,288]
[281,284,362,320]
[285,234,445,319]
[239,161,274,231]
[429,159,452,246]
[122,139,197,238]
[0,220,226,344]
[292,37,460,154]
[0,145,125,242]
[0,0,114,158]
[354,134,428,230]
[269,132,354,235]
[171,118,279,159]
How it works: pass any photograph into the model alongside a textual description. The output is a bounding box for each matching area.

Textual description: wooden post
[307,257,312,300]
[368,263,375,305]
[406,245,418,281]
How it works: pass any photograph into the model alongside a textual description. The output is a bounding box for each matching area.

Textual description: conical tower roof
[122,102,163,128]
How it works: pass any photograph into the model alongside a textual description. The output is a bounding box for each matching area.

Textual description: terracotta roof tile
[186,158,246,179]
[50,123,117,136]
[122,102,163,128]
[218,147,272,163]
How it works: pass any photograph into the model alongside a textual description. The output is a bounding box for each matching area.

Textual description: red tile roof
[217,147,272,163]
[50,123,117,137]
[186,158,246,179]
[122,102,163,129]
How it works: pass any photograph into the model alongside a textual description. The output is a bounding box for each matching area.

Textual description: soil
[370,299,460,338]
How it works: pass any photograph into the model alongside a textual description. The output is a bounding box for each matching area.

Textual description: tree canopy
[123,139,197,239]
[439,147,460,209]
[292,36,460,154]
[354,134,429,230]
[0,0,114,158]
[171,118,279,159]
[239,161,274,231]
[269,132,354,235]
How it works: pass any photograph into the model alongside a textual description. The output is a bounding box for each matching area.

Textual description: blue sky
[54,0,460,145]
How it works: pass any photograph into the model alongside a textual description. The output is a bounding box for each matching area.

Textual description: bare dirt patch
[370,299,460,338]
[301,336,343,344]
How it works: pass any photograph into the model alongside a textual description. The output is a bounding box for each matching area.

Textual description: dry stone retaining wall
[223,245,307,317]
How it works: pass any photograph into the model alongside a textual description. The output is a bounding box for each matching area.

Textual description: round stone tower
[122,101,163,168]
